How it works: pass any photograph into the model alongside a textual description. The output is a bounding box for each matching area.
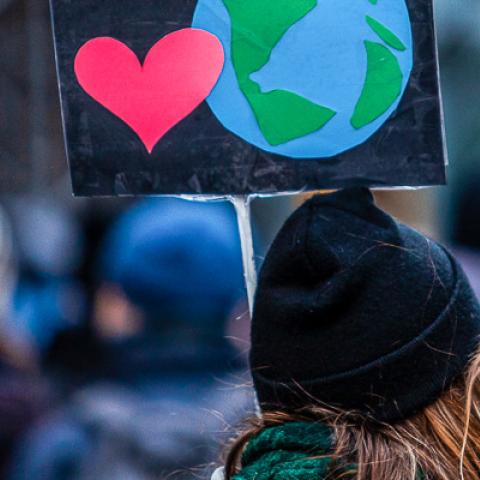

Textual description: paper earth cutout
[74,28,225,153]
[193,0,413,158]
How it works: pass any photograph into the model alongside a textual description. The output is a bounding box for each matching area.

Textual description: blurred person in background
[9,198,254,480]
[0,205,52,477]
[42,197,134,393]
[5,195,86,357]
[450,174,480,298]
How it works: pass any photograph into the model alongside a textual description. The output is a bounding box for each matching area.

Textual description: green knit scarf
[232,422,426,480]
[233,421,342,480]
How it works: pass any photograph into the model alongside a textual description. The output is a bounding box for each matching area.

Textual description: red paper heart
[74,29,224,153]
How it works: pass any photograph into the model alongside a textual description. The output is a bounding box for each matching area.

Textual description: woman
[217,188,480,480]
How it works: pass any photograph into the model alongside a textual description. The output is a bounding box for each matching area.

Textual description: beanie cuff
[253,249,480,422]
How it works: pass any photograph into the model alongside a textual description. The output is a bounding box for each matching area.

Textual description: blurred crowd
[0,0,480,478]
[0,196,258,479]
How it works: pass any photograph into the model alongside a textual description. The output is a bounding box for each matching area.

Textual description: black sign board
[50,0,446,196]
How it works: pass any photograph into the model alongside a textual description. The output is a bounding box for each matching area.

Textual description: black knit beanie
[251,188,480,422]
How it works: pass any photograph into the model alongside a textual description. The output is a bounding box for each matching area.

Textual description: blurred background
[0,0,480,478]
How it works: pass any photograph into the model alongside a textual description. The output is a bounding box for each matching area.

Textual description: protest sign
[50,0,446,196]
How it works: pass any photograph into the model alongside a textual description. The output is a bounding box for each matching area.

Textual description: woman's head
[225,188,480,479]
[251,188,480,421]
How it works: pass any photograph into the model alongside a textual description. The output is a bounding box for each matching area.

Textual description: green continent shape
[366,16,407,51]
[351,40,403,129]
[223,0,336,146]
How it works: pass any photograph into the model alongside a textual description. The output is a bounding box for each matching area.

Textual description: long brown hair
[223,348,480,480]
